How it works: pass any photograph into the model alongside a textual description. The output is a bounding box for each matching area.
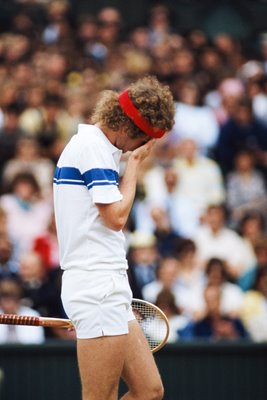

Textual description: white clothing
[170,102,219,155]
[173,156,225,218]
[0,306,45,344]
[196,282,245,316]
[220,282,245,315]
[54,124,134,339]
[0,194,51,256]
[141,166,201,237]
[193,226,255,275]
[174,274,206,316]
[142,281,166,304]
[61,268,134,339]
[53,124,128,271]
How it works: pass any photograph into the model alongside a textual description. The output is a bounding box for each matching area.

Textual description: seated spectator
[142,256,180,304]
[214,96,267,177]
[238,236,267,291]
[193,204,255,280]
[0,102,26,177]
[156,168,200,238]
[150,206,182,257]
[19,93,72,162]
[0,277,45,344]
[205,77,245,126]
[138,163,200,238]
[127,231,159,298]
[19,250,68,339]
[154,288,193,343]
[172,138,225,222]
[1,136,55,200]
[241,266,267,342]
[226,150,267,228]
[193,285,248,341]
[238,210,266,249]
[202,258,244,318]
[0,234,19,280]
[0,172,52,257]
[170,79,219,155]
[19,251,47,309]
[173,239,205,319]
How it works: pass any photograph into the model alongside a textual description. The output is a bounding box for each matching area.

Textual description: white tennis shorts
[61,268,135,339]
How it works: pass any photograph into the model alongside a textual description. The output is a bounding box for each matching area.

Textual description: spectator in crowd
[127,231,159,298]
[172,138,225,223]
[170,79,219,155]
[150,206,182,257]
[19,250,47,310]
[19,250,66,337]
[238,236,267,292]
[193,284,249,341]
[140,164,200,238]
[201,258,245,318]
[236,210,265,280]
[241,266,267,342]
[1,136,55,199]
[226,150,267,228]
[0,172,51,257]
[142,256,180,305]
[205,77,245,126]
[0,102,26,178]
[174,239,205,319]
[0,234,19,281]
[19,93,72,162]
[193,204,255,280]
[0,277,45,344]
[154,288,193,342]
[214,96,267,178]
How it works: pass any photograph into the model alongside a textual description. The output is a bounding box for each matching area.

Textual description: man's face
[116,129,151,152]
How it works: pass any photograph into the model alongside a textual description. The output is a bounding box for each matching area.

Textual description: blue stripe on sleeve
[53,167,119,189]
[83,168,119,189]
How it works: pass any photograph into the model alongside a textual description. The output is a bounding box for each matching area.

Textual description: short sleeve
[77,138,123,204]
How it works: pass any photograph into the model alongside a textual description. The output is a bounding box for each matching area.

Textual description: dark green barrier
[0,341,267,400]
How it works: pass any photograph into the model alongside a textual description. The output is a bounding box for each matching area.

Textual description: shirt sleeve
[77,138,123,204]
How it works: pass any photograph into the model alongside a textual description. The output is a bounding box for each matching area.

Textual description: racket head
[131,298,170,353]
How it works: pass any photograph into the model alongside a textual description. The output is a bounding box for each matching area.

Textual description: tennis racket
[0,298,169,353]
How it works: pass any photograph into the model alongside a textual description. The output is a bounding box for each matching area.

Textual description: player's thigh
[121,320,163,397]
[77,334,128,400]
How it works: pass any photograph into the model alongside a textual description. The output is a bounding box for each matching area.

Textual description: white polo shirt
[53,124,128,271]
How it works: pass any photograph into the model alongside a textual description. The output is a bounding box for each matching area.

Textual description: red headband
[118,90,165,138]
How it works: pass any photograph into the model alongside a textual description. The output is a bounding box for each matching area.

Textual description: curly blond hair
[91,75,175,138]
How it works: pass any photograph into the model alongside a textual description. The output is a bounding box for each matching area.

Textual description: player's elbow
[104,216,126,232]
[108,216,125,231]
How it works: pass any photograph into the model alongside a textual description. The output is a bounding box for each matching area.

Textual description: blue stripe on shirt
[53,167,119,189]
[83,168,119,189]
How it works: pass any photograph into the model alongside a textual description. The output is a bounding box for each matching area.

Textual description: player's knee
[148,381,164,400]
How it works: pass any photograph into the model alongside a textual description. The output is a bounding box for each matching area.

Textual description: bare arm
[96,140,155,231]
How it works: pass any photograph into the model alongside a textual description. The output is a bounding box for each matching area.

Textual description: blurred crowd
[0,0,267,344]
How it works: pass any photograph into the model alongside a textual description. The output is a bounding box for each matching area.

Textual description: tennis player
[53,75,175,400]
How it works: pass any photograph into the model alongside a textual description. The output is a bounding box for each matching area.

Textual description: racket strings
[132,300,169,352]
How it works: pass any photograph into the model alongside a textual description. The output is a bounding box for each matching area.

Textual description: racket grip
[0,314,40,326]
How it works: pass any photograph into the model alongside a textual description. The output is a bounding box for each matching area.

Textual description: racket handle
[0,314,40,326]
[0,314,73,328]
